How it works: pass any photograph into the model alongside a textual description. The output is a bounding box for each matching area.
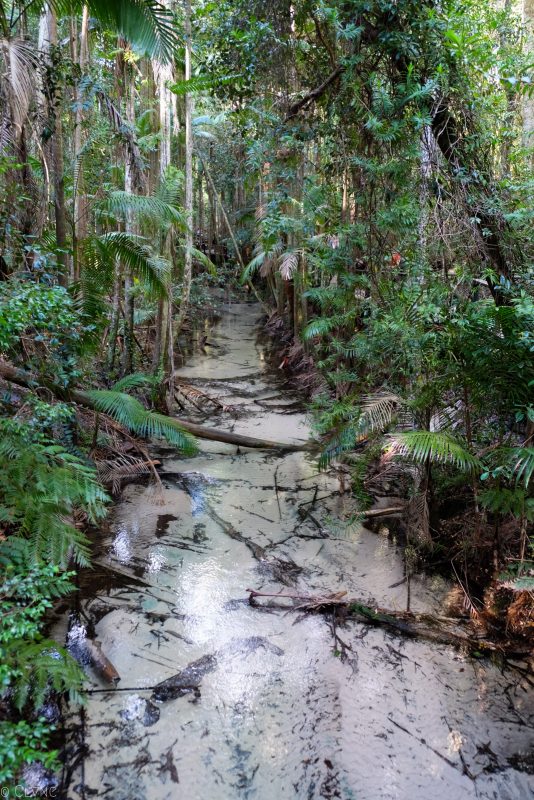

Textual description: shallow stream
[63,302,534,799]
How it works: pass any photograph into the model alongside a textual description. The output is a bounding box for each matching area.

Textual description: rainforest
[0,0,533,797]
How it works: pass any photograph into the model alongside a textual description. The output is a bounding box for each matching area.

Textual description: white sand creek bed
[61,302,534,800]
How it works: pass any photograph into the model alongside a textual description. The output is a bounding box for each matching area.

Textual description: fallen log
[245,588,532,660]
[0,359,315,452]
[161,417,315,452]
[70,635,120,684]
[360,506,406,519]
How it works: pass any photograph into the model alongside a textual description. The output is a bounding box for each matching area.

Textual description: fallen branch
[161,416,315,452]
[0,359,314,452]
[360,506,406,519]
[245,588,532,659]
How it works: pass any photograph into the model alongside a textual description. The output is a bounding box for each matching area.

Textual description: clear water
[63,302,534,800]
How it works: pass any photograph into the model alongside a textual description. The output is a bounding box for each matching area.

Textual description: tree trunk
[122,76,135,375]
[0,359,313,452]
[524,0,534,152]
[72,5,90,282]
[174,0,194,338]
[152,29,173,380]
[40,6,68,285]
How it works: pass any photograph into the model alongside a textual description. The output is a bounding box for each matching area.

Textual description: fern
[6,640,85,710]
[387,431,481,472]
[0,544,85,715]
[0,422,108,566]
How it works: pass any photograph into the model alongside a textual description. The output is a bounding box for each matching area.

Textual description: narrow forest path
[64,301,534,800]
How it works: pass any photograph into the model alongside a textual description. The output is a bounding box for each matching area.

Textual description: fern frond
[6,640,85,710]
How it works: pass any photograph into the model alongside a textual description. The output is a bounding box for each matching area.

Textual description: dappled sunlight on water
[61,302,534,800]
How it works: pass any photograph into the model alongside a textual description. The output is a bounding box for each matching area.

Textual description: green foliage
[85,232,172,298]
[387,431,481,472]
[0,718,57,785]
[0,541,84,785]
[85,387,197,454]
[0,280,91,383]
[0,420,108,566]
[104,190,187,229]
[58,0,177,61]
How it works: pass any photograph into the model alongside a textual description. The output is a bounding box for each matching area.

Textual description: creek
[62,301,534,799]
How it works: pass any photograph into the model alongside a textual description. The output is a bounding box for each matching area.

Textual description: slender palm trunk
[174,0,193,338]
[122,77,135,375]
[40,7,68,284]
[72,5,90,281]
[152,11,174,381]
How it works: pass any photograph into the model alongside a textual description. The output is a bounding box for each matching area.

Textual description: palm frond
[51,0,177,61]
[0,38,38,130]
[85,389,197,454]
[241,250,266,283]
[182,245,217,276]
[359,393,402,434]
[98,232,171,297]
[105,190,187,228]
[279,249,299,281]
[95,454,156,492]
[303,315,340,339]
[387,431,481,472]
[112,372,155,392]
[169,73,239,96]
[514,447,534,488]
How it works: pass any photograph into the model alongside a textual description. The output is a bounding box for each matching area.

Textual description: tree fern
[387,431,481,472]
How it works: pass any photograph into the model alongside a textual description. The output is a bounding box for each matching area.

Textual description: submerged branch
[246,589,532,660]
